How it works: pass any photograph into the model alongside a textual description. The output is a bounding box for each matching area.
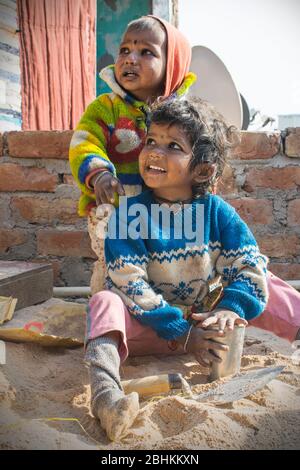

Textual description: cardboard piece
[0,298,86,348]
[0,296,18,325]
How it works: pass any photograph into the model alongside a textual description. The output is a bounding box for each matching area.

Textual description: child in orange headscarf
[69,15,196,294]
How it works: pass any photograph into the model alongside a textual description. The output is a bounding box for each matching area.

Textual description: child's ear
[192,163,217,183]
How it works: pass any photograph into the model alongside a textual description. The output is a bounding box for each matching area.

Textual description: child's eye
[142,49,154,56]
[146,138,156,145]
[169,142,182,151]
[119,47,129,54]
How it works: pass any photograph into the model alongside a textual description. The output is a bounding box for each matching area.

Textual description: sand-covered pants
[88,187,142,295]
[87,207,109,295]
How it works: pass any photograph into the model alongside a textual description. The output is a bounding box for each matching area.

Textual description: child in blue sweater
[85,99,268,441]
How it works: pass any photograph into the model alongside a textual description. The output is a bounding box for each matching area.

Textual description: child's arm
[105,210,191,341]
[69,96,123,206]
[193,204,268,330]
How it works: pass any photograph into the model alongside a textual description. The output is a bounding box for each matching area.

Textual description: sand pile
[0,299,299,450]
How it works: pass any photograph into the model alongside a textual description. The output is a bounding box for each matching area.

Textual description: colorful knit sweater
[105,191,269,341]
[69,65,196,216]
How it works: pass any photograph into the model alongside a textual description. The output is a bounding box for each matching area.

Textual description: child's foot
[98,391,139,441]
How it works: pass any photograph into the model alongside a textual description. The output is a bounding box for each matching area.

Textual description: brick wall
[0,130,95,286]
[0,128,300,286]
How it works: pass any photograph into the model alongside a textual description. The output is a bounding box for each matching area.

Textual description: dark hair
[150,97,238,196]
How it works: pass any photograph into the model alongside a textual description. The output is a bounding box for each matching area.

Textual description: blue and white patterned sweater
[105,190,269,340]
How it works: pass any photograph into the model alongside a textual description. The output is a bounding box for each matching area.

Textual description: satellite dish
[190,45,243,128]
[240,93,250,130]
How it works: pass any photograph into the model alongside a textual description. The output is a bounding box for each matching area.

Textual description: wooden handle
[121,373,183,398]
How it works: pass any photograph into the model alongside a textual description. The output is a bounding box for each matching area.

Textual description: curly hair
[150,97,239,196]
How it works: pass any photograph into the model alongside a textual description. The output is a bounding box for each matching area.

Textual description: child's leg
[85,334,139,441]
[87,208,107,295]
[249,271,300,342]
[88,191,141,295]
[85,291,140,441]
[85,290,184,439]
[85,290,180,440]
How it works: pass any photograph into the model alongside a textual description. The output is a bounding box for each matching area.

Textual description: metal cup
[208,324,245,382]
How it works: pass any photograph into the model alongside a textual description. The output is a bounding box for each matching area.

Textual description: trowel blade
[194,365,285,404]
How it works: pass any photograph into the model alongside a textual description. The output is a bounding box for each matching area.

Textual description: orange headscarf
[148,15,192,98]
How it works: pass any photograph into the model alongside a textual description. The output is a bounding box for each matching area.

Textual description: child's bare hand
[194,350,221,368]
[93,172,125,205]
[177,326,228,367]
[192,309,248,333]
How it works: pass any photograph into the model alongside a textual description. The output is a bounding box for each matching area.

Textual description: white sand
[0,299,299,450]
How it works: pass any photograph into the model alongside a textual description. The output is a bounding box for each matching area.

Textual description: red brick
[287,199,300,226]
[7,131,73,159]
[269,263,300,281]
[11,196,79,224]
[0,163,57,192]
[230,198,274,225]
[37,230,96,258]
[232,131,281,159]
[63,174,76,185]
[216,165,238,195]
[0,229,28,253]
[285,128,300,158]
[244,167,300,192]
[257,234,300,257]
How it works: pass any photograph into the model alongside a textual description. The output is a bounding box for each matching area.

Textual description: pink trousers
[86,290,184,362]
[86,272,300,362]
[249,272,299,342]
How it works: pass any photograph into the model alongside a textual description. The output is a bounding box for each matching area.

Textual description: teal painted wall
[96,0,151,95]
[0,0,21,131]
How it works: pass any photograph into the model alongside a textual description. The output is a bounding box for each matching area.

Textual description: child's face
[139,123,194,200]
[115,27,167,103]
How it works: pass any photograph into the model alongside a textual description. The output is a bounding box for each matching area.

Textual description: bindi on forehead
[124,27,166,46]
[150,124,189,144]
[121,37,153,47]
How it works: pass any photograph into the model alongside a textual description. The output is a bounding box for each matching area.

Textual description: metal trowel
[191,365,285,405]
